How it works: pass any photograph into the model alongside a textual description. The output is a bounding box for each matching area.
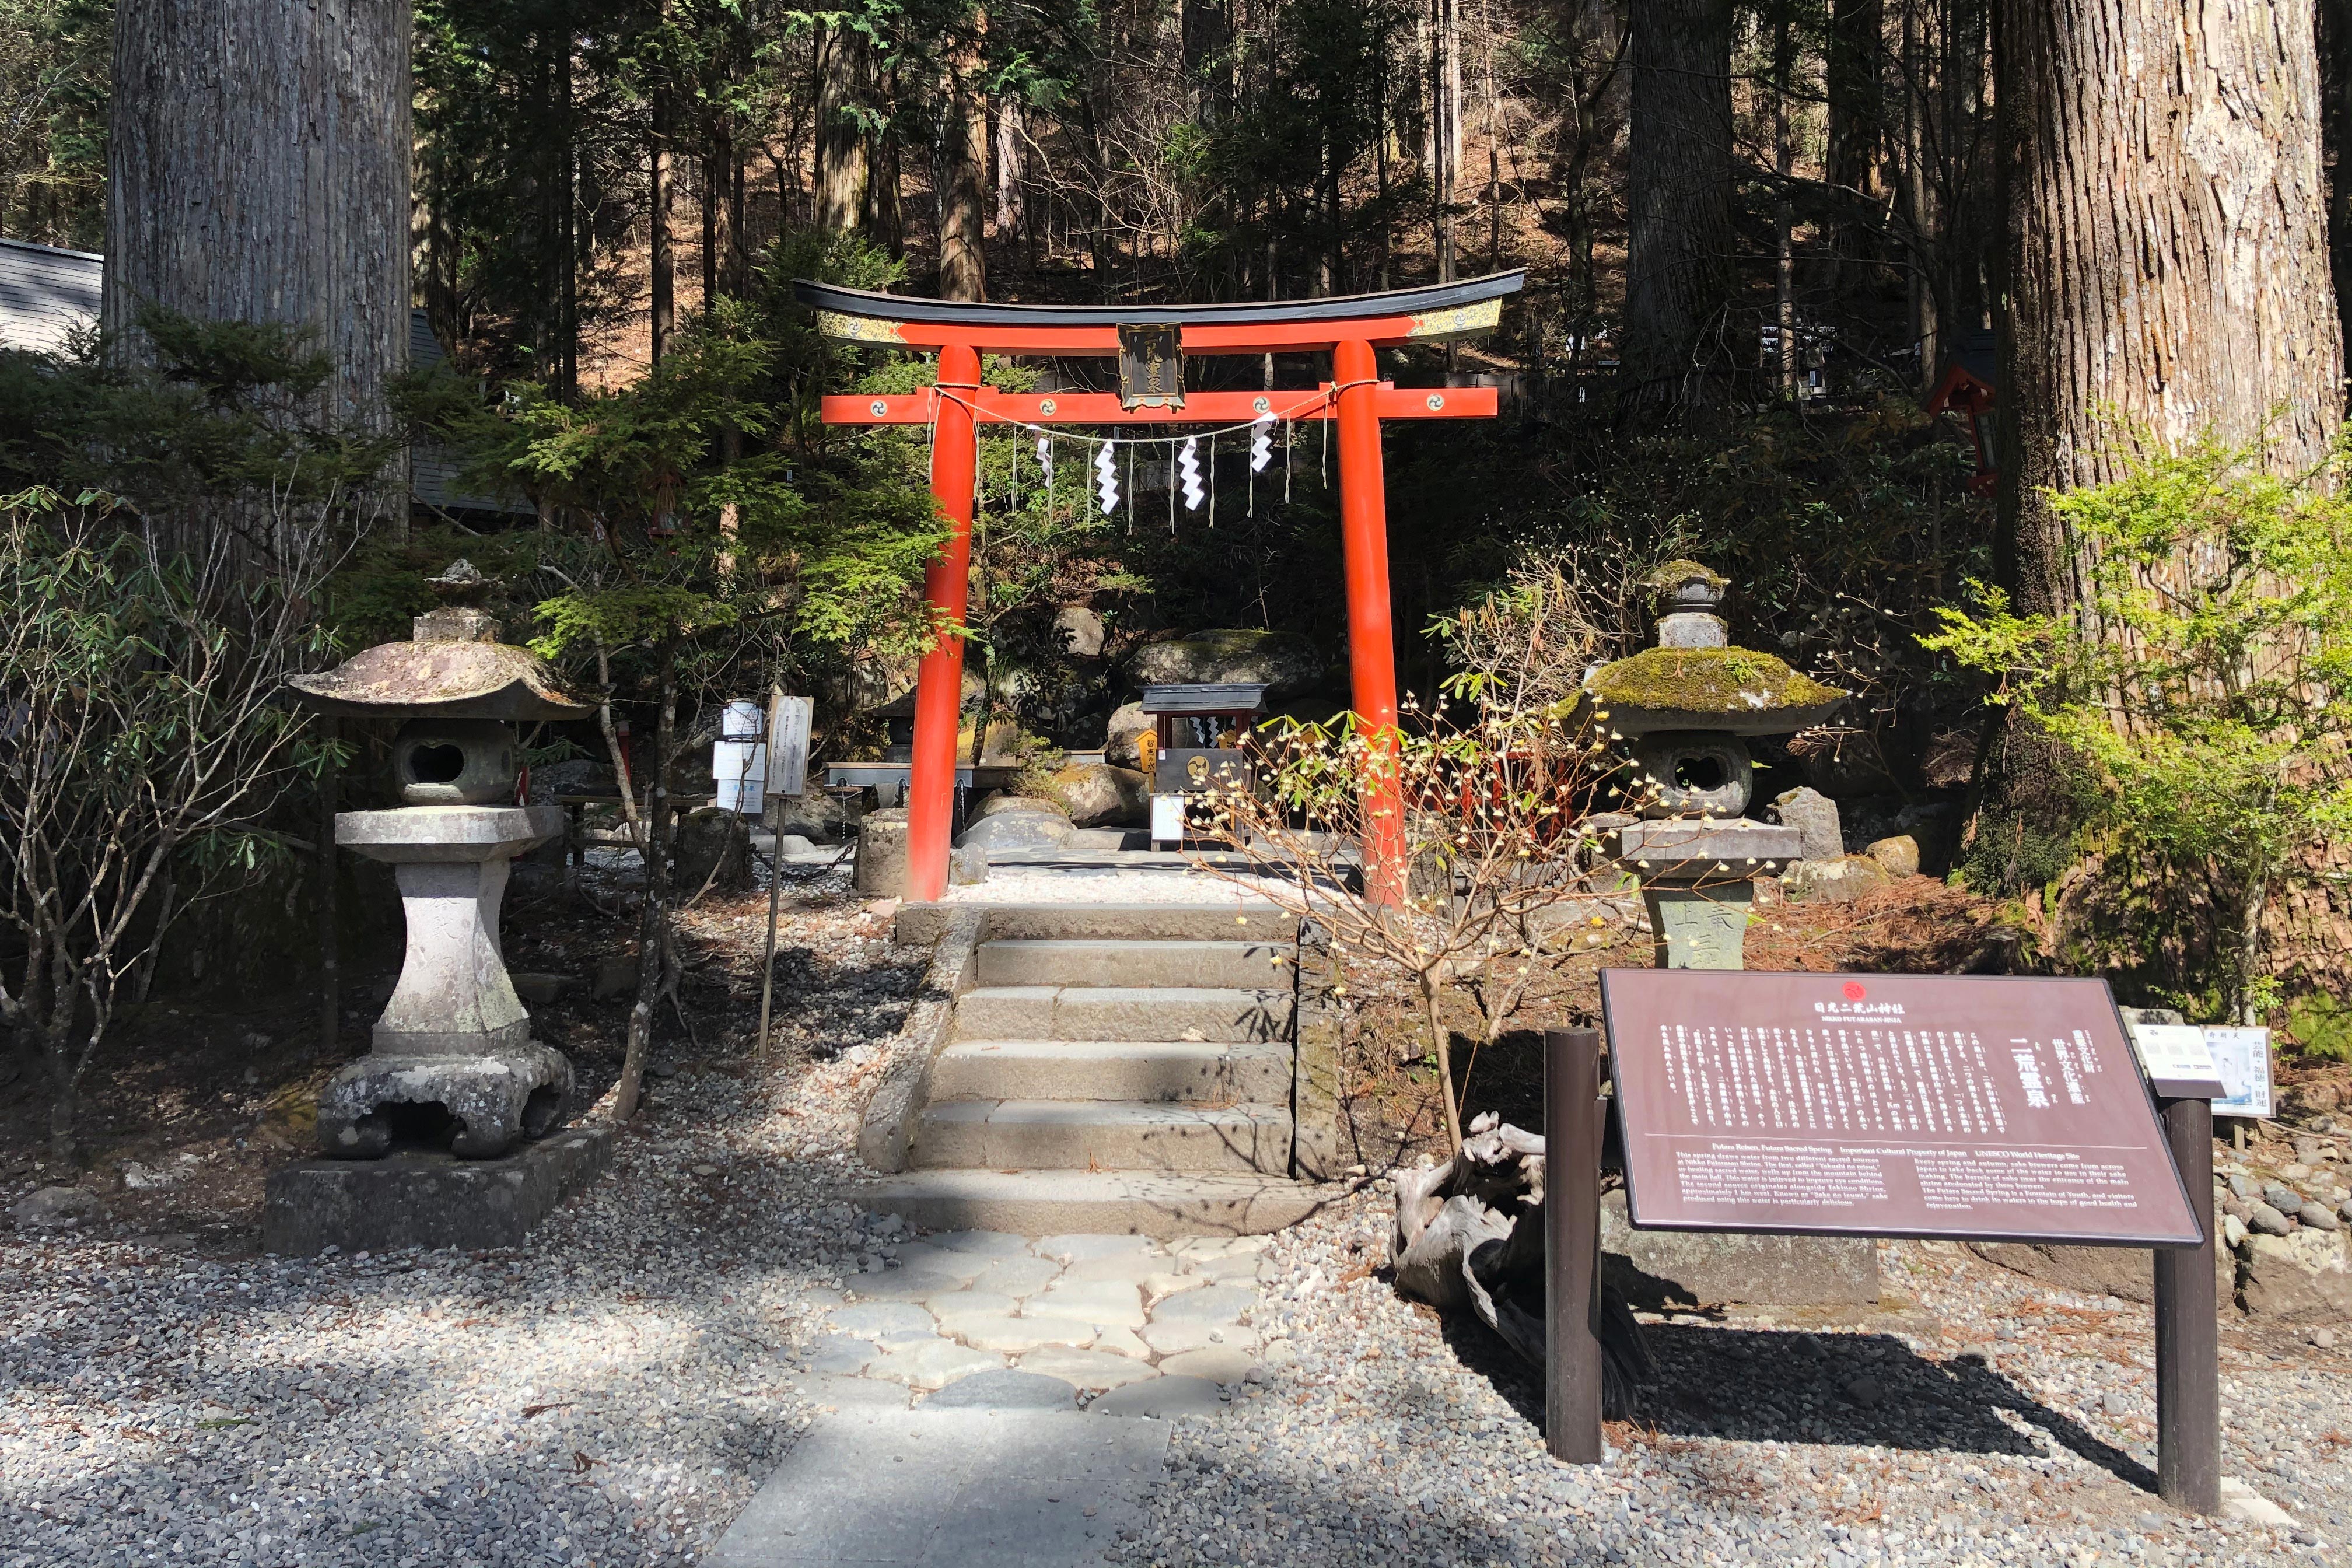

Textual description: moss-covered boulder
[1128,629,1324,699]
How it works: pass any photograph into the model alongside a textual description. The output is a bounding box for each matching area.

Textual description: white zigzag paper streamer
[1178,436,1205,510]
[1095,442,1119,514]
[1036,435,1053,484]
[1249,415,1274,473]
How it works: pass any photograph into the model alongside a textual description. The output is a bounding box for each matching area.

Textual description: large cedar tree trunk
[1618,0,1735,427]
[1985,0,2345,872]
[938,50,988,302]
[1826,0,1885,278]
[1995,0,2343,622]
[107,1,411,447]
[2322,0,2352,367]
[815,26,872,233]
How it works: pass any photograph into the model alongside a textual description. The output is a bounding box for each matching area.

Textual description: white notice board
[2125,1024,2227,1097]
[2203,1027,2274,1119]
[766,692,813,799]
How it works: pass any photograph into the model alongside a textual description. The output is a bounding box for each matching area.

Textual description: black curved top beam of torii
[791,270,1527,356]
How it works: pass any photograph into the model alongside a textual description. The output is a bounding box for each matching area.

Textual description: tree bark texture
[1619,0,1735,426]
[1994,0,2344,624]
[106,0,411,438]
[2321,0,2352,369]
[650,90,674,363]
[815,25,872,233]
[938,51,988,301]
[1827,0,1886,274]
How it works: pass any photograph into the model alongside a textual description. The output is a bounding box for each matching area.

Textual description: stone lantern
[1583,562,1846,969]
[283,562,597,1158]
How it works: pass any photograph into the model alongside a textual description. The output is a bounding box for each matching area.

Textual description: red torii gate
[795,270,1526,905]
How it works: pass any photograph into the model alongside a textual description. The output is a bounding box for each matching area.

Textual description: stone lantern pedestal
[1610,820,1803,971]
[317,803,573,1158]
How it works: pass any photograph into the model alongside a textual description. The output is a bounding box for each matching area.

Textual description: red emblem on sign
[1843,981,1867,1001]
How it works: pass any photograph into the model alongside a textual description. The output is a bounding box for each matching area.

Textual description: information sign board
[2203,1027,2273,1120]
[2126,1024,2229,1101]
[1601,970,2203,1247]
[765,693,813,799]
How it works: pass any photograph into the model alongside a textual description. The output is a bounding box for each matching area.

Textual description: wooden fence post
[1546,1026,1605,1462]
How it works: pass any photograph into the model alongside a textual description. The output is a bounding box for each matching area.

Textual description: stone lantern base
[320,801,575,1160]
[264,1127,614,1256]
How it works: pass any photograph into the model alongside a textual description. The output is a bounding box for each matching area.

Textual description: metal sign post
[2154,1093,2220,1514]
[1545,1027,1606,1463]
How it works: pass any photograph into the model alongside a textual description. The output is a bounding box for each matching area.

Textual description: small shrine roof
[1142,683,1271,715]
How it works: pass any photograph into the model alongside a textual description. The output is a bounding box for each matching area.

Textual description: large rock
[1050,762,1149,828]
[1054,606,1106,658]
[1104,702,1152,768]
[1968,1242,2154,1304]
[1786,853,1894,903]
[1127,629,1322,699]
[533,756,617,799]
[1601,1191,1877,1307]
[969,793,1065,825]
[2240,1228,2352,1321]
[9,1185,103,1230]
[1770,785,1845,862]
[1867,834,1922,878]
[674,807,752,894]
[956,807,1079,852]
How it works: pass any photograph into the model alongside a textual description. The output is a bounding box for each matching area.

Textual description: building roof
[0,237,102,355]
[407,310,532,518]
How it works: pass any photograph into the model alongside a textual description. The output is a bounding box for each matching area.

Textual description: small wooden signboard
[1116,323,1185,410]
[1600,969,2202,1248]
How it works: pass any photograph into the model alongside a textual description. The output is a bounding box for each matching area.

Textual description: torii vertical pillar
[1334,338,1405,907]
[905,343,982,904]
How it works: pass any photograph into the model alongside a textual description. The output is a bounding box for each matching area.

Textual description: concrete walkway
[706,1228,1282,1567]
[703,1408,1170,1567]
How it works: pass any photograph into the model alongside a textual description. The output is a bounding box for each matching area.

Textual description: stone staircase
[859,904,1338,1237]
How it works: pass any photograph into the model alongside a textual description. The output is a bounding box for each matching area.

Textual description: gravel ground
[11,863,2348,1568]
[1108,1189,2346,1568]
[0,872,928,1568]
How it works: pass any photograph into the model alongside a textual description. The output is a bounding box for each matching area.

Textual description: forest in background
[1,0,2349,1058]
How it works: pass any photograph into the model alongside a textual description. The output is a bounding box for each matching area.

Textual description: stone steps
[894,901,1300,947]
[975,938,1289,991]
[952,985,1293,1044]
[913,1099,1293,1172]
[930,1038,1293,1104]
[866,904,1332,1234]
[856,1168,1338,1238]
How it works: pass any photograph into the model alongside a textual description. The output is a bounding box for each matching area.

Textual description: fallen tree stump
[1391,1111,1652,1418]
